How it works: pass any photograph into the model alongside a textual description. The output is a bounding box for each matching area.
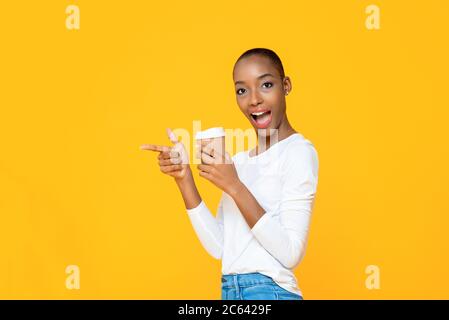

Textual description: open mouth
[250,110,272,129]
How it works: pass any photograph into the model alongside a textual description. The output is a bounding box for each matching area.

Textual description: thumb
[166,128,179,144]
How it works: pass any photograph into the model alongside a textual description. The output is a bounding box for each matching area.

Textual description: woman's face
[233,55,291,137]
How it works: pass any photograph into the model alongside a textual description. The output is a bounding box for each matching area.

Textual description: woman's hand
[197,151,243,197]
[140,128,190,181]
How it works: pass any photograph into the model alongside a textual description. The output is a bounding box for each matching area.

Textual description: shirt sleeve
[186,195,224,260]
[250,143,319,269]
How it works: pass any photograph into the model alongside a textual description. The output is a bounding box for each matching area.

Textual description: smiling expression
[233,55,292,137]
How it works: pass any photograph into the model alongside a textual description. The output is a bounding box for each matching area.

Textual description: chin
[255,127,279,139]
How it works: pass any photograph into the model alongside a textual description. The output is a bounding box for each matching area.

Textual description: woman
[141,48,319,300]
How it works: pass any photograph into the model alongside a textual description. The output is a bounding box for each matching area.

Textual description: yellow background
[1,0,448,299]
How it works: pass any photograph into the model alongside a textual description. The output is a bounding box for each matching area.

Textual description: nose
[249,89,263,107]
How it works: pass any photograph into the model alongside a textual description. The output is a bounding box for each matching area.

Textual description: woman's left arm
[198,145,319,269]
[197,152,265,228]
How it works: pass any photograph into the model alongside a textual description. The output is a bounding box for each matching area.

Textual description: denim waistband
[221,272,275,287]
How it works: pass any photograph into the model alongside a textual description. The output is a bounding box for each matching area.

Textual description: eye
[262,82,273,89]
[236,88,246,95]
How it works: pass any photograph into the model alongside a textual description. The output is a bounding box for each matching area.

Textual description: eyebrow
[234,73,274,85]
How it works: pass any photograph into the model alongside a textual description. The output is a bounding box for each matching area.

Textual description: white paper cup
[195,127,225,164]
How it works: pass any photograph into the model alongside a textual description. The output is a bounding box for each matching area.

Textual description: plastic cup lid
[195,127,225,140]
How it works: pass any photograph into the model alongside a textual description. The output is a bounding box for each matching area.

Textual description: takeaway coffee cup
[195,127,226,164]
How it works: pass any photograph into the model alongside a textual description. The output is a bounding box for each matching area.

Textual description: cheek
[268,99,286,123]
[264,89,283,103]
[273,104,286,118]
[265,93,282,108]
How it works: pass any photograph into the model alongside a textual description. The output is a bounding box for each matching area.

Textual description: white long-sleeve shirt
[186,132,319,296]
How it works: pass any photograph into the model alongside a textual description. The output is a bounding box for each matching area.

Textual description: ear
[283,76,292,95]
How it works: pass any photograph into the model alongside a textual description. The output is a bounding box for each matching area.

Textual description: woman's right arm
[175,167,202,210]
[141,128,224,258]
[173,162,224,260]
[141,128,202,209]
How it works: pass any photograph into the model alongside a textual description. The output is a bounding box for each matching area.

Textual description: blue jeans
[221,272,303,300]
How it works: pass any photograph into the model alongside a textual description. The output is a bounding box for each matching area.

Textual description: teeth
[251,111,267,116]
